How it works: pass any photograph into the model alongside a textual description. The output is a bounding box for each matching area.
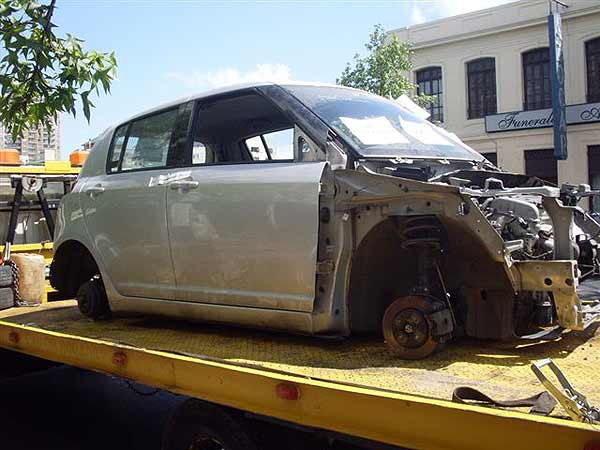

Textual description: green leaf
[338,24,415,100]
[0,0,117,138]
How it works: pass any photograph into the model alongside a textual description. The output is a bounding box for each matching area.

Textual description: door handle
[169,180,199,190]
[84,184,105,196]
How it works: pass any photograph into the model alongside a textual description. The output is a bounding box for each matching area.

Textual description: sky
[54,0,515,156]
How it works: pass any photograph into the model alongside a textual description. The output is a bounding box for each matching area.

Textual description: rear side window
[107,124,128,173]
[120,109,178,172]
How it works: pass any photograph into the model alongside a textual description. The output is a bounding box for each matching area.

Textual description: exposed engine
[483,196,553,261]
[359,159,600,281]
[472,181,600,281]
[472,182,600,333]
[348,157,600,356]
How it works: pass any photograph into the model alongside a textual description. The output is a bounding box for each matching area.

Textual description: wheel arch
[347,217,423,334]
[50,239,101,297]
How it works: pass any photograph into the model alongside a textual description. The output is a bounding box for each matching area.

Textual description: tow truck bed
[1,300,599,449]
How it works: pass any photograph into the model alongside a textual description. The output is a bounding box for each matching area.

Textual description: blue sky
[55,0,513,156]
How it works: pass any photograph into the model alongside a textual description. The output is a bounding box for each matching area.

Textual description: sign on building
[485,102,600,133]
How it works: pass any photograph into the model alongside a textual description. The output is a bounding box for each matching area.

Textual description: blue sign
[549,12,567,160]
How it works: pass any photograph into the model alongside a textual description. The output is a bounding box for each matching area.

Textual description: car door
[80,106,184,300]
[165,94,325,312]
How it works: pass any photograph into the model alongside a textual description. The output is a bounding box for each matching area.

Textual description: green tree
[0,0,117,140]
[338,24,431,106]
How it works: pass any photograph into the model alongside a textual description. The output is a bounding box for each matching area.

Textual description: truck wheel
[76,276,111,320]
[162,399,257,450]
[382,295,447,359]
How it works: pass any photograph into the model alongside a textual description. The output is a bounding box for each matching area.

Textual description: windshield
[283,85,484,161]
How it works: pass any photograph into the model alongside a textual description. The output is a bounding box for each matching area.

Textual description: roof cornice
[389,2,600,50]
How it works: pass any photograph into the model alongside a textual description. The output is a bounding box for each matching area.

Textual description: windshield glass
[283,85,484,161]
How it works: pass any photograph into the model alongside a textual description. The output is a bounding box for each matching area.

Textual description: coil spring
[399,216,443,251]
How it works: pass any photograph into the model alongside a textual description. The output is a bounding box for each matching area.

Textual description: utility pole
[548,0,568,160]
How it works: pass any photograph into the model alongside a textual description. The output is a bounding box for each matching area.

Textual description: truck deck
[1,300,599,449]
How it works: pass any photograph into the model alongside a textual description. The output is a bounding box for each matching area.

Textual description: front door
[164,90,325,312]
[166,161,325,312]
[81,107,182,300]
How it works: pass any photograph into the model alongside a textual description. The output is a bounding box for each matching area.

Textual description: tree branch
[22,0,57,105]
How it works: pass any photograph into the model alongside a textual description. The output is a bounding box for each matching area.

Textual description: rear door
[165,94,325,312]
[81,105,189,300]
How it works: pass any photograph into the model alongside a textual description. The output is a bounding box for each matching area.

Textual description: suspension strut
[382,216,454,359]
[399,216,443,295]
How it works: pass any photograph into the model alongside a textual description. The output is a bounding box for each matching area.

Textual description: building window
[525,149,557,185]
[588,146,600,212]
[467,58,497,119]
[587,37,600,103]
[480,152,497,166]
[416,66,443,122]
[523,48,551,111]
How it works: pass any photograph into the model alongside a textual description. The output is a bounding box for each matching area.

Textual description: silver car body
[52,82,600,339]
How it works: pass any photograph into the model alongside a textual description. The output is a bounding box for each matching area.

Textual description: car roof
[91,81,363,142]
[123,81,356,124]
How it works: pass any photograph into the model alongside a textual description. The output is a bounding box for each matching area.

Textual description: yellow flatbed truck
[0,300,599,449]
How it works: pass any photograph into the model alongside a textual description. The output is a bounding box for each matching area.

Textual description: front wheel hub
[393,308,429,349]
[383,295,451,359]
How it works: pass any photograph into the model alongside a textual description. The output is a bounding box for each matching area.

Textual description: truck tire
[0,287,14,310]
[0,265,13,288]
[76,276,111,320]
[162,399,257,450]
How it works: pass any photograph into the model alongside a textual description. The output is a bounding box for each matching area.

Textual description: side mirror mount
[326,139,347,170]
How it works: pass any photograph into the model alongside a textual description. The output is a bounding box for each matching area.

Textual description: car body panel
[73,129,177,300]
[50,82,600,342]
[166,162,326,312]
[79,169,176,300]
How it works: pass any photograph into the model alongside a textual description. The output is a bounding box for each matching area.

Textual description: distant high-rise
[0,116,61,164]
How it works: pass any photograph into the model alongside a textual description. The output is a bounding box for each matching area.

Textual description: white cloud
[410,5,426,25]
[438,0,515,16]
[164,63,292,90]
[409,0,516,24]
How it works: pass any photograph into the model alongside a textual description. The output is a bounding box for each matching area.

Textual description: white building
[390,0,600,208]
[0,116,61,164]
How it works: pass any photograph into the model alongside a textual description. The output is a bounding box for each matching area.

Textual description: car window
[245,128,293,161]
[192,142,207,164]
[284,85,484,161]
[107,124,128,173]
[263,128,293,160]
[192,141,220,164]
[245,136,269,161]
[120,109,178,172]
[192,92,295,165]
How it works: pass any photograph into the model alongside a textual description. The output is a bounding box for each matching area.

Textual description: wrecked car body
[51,82,600,359]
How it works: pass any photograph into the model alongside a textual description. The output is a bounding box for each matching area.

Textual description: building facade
[390,0,600,208]
[0,116,61,164]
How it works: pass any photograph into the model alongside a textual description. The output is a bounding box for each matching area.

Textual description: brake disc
[382,295,450,360]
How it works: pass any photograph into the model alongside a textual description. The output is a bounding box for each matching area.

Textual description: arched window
[416,66,443,122]
[467,58,497,119]
[522,48,551,110]
[587,37,600,103]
